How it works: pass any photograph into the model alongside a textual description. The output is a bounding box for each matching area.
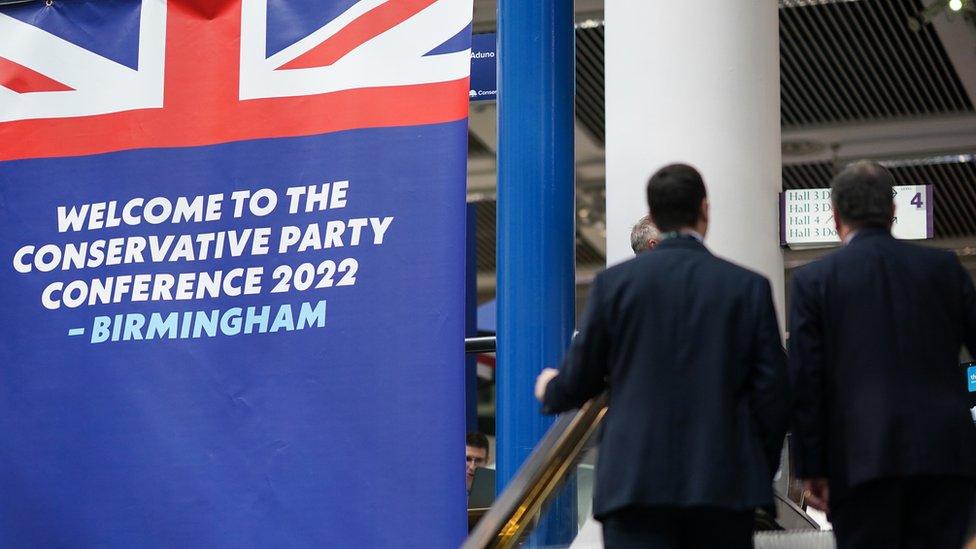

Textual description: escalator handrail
[774,493,822,530]
[465,336,497,354]
[462,392,608,549]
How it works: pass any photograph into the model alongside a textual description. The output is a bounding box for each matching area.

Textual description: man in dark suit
[789,161,976,548]
[535,164,790,548]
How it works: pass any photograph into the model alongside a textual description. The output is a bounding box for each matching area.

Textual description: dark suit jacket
[789,228,976,500]
[543,236,790,518]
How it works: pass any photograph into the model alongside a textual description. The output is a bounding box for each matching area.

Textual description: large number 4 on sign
[911,192,924,209]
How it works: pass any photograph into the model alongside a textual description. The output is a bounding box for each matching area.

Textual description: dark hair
[646,164,707,232]
[830,161,895,230]
[466,432,489,456]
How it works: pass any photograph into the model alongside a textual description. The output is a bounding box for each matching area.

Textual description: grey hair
[630,215,660,254]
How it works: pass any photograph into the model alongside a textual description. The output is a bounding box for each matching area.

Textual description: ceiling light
[574,19,604,30]
[949,0,963,11]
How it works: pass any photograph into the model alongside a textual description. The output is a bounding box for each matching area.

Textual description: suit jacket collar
[656,234,711,254]
[848,227,893,244]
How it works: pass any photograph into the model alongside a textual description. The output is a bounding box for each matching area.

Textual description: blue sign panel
[470,33,497,101]
[968,365,976,392]
[0,1,471,547]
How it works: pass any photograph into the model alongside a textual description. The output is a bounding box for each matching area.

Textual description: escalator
[462,391,828,548]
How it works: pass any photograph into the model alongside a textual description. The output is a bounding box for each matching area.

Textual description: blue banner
[0,1,472,547]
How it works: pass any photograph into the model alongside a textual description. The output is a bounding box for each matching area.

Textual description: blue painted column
[465,203,478,433]
[495,0,576,543]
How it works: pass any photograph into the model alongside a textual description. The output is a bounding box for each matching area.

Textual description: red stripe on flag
[0,56,73,94]
[0,80,469,161]
[0,0,469,161]
[277,0,438,70]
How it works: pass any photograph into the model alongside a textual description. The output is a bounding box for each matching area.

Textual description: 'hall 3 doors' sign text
[780,185,933,248]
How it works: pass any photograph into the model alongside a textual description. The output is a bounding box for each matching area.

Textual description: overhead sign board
[781,185,933,247]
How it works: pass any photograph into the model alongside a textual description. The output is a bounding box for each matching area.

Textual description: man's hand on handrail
[534,368,560,403]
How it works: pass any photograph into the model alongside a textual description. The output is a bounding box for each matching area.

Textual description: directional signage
[781,185,933,247]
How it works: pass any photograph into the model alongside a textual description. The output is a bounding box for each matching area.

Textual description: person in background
[630,215,660,254]
[789,161,976,548]
[465,432,489,495]
[535,164,790,549]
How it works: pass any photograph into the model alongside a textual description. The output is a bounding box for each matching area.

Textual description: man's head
[646,163,709,237]
[465,432,489,491]
[630,215,660,254]
[830,161,895,241]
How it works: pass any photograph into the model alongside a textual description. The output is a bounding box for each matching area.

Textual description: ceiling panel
[565,0,975,147]
[779,0,973,126]
[575,25,605,144]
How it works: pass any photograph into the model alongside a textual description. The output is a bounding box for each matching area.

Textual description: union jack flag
[0,0,472,160]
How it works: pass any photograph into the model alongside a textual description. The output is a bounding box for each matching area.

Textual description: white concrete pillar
[605,0,785,321]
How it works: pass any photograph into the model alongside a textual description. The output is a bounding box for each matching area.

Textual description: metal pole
[496,0,576,543]
[464,336,497,354]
